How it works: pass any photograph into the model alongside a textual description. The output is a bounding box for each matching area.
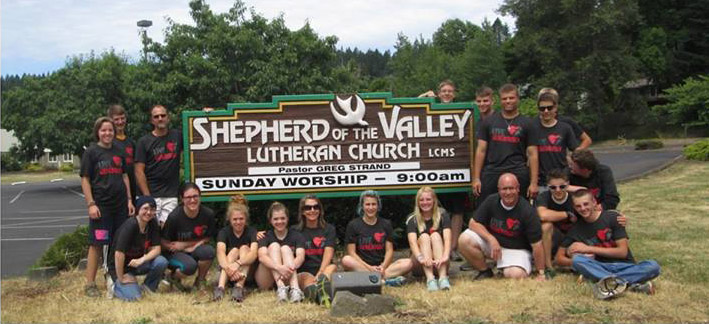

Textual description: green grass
[0,170,79,184]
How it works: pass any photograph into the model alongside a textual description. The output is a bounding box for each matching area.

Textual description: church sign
[182,93,477,201]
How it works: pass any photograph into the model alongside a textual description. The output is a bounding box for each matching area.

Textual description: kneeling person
[555,190,660,299]
[459,173,546,280]
[536,169,577,273]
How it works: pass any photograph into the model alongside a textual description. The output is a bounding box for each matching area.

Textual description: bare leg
[236,245,251,287]
[218,248,239,289]
[255,263,275,290]
[85,245,101,284]
[418,234,435,281]
[268,243,285,288]
[341,255,370,271]
[383,258,413,279]
[431,232,448,278]
[541,222,554,269]
[458,233,488,270]
[503,266,528,279]
[280,245,299,289]
[450,213,463,253]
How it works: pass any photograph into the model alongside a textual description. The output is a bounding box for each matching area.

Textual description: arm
[530,241,546,280]
[293,248,306,270]
[568,239,629,260]
[346,243,375,271]
[81,176,101,220]
[407,232,428,266]
[241,242,259,266]
[114,251,127,282]
[134,162,150,196]
[526,145,539,198]
[216,242,230,269]
[258,246,291,279]
[536,206,570,223]
[576,132,592,151]
[318,247,335,275]
[380,241,395,272]
[129,245,161,268]
[469,219,501,260]
[472,140,487,196]
[555,247,573,267]
[601,168,620,210]
[439,228,452,266]
[418,90,436,98]
[122,174,135,216]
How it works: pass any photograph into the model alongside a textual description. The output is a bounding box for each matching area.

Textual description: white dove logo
[330,95,369,126]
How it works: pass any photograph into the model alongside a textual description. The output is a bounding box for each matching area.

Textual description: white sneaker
[105,273,114,299]
[289,287,304,303]
[277,286,289,302]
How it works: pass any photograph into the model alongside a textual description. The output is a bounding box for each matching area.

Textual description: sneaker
[231,286,245,303]
[592,276,627,300]
[384,276,406,287]
[140,284,156,296]
[84,283,101,297]
[629,281,655,295]
[212,286,225,301]
[289,287,304,303]
[438,277,451,290]
[166,273,189,293]
[544,268,557,280]
[276,286,289,302]
[426,279,439,292]
[473,268,494,280]
[450,250,463,262]
[303,284,319,303]
[104,273,114,299]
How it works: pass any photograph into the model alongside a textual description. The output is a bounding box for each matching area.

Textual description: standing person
[81,117,135,297]
[418,79,456,103]
[254,202,306,303]
[406,187,452,291]
[107,104,137,203]
[161,183,216,292]
[568,149,620,210]
[534,92,579,188]
[475,86,496,120]
[213,194,258,302]
[473,84,539,203]
[292,195,337,304]
[341,190,412,286]
[135,104,182,226]
[458,173,546,280]
[556,190,660,299]
[538,88,592,150]
[109,196,168,301]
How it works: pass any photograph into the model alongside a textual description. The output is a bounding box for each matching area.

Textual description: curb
[617,155,685,184]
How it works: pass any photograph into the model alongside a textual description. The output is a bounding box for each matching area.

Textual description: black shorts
[88,203,128,246]
[438,191,472,215]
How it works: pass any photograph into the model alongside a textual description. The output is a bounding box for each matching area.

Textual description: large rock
[330,291,396,317]
[28,266,58,281]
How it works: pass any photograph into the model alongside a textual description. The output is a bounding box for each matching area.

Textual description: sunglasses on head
[538,105,555,111]
[548,185,568,190]
[303,204,320,211]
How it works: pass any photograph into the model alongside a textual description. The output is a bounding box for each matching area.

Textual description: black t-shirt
[535,191,575,233]
[257,229,306,252]
[345,217,394,266]
[135,129,182,197]
[405,211,451,237]
[162,205,216,242]
[108,217,161,277]
[294,224,337,274]
[216,225,257,251]
[561,210,634,263]
[113,136,137,199]
[473,193,542,251]
[558,115,585,140]
[569,164,620,210]
[533,119,579,185]
[80,143,127,207]
[478,112,537,172]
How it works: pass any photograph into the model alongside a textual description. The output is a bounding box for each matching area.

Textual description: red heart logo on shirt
[125,147,134,156]
[112,156,122,167]
[548,133,560,145]
[313,236,324,247]
[166,141,176,152]
[507,125,520,136]
[373,232,385,243]
[144,240,150,251]
[194,225,206,237]
[596,228,610,242]
[506,218,519,230]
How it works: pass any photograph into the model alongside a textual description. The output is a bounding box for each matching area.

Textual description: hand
[121,273,137,284]
[183,243,197,253]
[489,239,502,261]
[565,185,586,193]
[472,179,482,197]
[437,253,449,269]
[256,231,266,240]
[568,242,590,255]
[128,257,145,268]
[202,107,215,112]
[277,264,293,281]
[418,90,436,98]
[127,201,135,216]
[373,265,384,275]
[88,205,101,220]
[527,183,539,200]
[615,212,628,227]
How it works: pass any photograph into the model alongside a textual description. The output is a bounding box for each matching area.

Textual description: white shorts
[155,197,178,225]
[462,229,533,274]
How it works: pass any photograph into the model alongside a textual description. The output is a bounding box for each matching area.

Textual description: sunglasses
[548,185,568,190]
[152,114,167,119]
[303,204,320,211]
[538,105,555,111]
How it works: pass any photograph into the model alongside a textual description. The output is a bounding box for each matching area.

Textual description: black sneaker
[473,268,494,280]
[231,286,245,303]
[459,264,475,271]
[212,286,225,301]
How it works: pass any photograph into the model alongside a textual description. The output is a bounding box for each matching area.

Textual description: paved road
[0,146,686,278]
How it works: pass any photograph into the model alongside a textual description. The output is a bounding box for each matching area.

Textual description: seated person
[161,183,216,291]
[213,194,258,302]
[536,169,577,274]
[254,202,306,303]
[555,189,660,300]
[109,196,167,301]
[458,173,546,280]
[292,195,337,303]
[341,190,412,286]
[406,187,452,291]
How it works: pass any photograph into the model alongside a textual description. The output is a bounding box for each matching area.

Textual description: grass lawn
[0,170,79,184]
[2,160,709,323]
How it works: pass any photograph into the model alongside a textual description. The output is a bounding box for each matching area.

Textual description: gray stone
[77,258,88,270]
[28,266,58,281]
[330,291,396,317]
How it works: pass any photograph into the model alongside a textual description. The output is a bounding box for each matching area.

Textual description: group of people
[79,82,660,304]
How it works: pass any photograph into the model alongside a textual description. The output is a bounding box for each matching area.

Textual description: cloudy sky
[1,0,514,76]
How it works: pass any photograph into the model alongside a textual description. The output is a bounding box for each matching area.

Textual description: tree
[653,75,709,126]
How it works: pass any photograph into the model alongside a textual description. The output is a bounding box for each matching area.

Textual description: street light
[137,20,153,61]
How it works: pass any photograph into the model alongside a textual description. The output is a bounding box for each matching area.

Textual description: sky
[0,0,515,77]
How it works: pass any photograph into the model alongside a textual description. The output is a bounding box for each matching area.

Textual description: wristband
[87,201,96,207]
[416,254,424,262]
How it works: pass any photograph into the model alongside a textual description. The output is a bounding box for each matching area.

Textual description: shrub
[34,225,88,271]
[24,163,43,172]
[59,163,74,172]
[635,139,664,150]
[1,153,23,171]
[684,139,709,161]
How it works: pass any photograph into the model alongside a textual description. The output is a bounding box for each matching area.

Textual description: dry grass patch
[3,160,709,323]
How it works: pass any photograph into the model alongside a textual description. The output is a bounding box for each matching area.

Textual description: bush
[635,139,664,150]
[1,153,23,171]
[34,225,88,271]
[59,163,74,172]
[24,163,43,172]
[684,139,709,161]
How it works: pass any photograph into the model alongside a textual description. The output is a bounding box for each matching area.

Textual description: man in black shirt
[108,104,137,204]
[534,93,579,187]
[538,88,592,150]
[555,190,660,299]
[135,105,183,226]
[568,149,620,210]
[459,173,546,280]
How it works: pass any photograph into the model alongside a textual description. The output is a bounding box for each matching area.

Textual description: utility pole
[137,20,153,61]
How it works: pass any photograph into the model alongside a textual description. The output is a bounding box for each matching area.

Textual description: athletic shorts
[462,229,533,274]
[155,197,178,225]
[88,202,128,245]
[438,192,472,215]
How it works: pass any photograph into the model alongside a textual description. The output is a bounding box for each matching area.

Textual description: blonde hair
[412,187,441,234]
[226,194,249,226]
